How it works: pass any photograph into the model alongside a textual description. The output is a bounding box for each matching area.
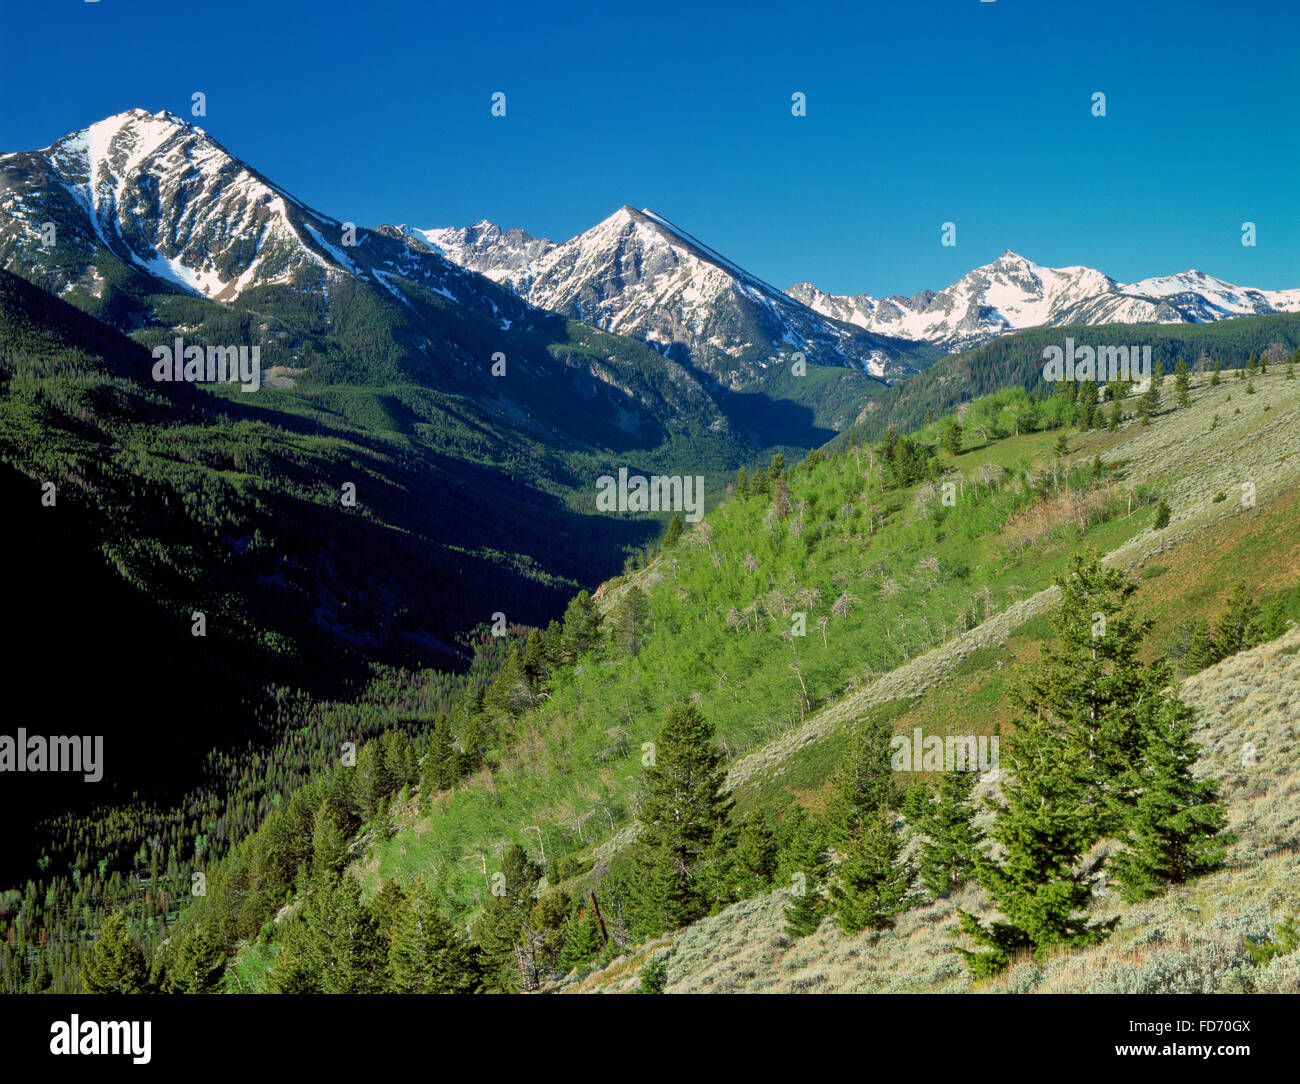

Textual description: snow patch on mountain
[789,250,1300,350]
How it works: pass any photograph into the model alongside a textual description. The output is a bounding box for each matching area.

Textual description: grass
[563,627,1300,993]
[361,370,1300,943]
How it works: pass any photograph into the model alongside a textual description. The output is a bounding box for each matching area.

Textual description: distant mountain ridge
[416,207,1300,358]
[402,207,931,382]
[789,250,1300,351]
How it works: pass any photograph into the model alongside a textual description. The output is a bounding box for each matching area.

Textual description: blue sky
[3,0,1297,295]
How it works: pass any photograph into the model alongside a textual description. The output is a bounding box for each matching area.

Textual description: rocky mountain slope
[406,207,934,382]
[789,250,1300,351]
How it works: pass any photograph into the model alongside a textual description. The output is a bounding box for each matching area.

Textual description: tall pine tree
[626,703,731,937]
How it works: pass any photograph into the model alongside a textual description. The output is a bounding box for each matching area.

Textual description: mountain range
[418,213,1300,356]
[5,108,1296,414]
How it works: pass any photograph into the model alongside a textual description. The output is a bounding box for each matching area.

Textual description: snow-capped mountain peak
[789,250,1300,350]
[5,107,345,300]
[405,204,913,381]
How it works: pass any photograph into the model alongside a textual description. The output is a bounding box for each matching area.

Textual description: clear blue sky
[3,0,1297,296]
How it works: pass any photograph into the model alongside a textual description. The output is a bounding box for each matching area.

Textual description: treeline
[833,320,1300,448]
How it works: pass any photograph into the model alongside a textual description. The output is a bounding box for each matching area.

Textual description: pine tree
[1053,432,1070,457]
[160,919,227,992]
[768,452,786,480]
[612,584,651,657]
[387,882,482,993]
[1141,360,1163,416]
[1211,581,1260,658]
[1184,619,1219,673]
[662,512,684,550]
[486,644,534,718]
[942,421,963,456]
[956,556,1150,974]
[355,739,396,821]
[521,628,547,688]
[955,687,1116,975]
[1154,500,1171,529]
[420,713,459,799]
[1211,361,1222,385]
[560,908,604,971]
[1107,661,1230,902]
[1078,389,1095,429]
[561,590,601,660]
[733,809,778,892]
[80,911,149,993]
[626,703,732,937]
[475,843,541,992]
[822,720,914,933]
[1174,358,1191,407]
[829,808,914,933]
[310,802,350,883]
[918,768,982,898]
[826,719,897,846]
[782,809,828,938]
[308,875,385,993]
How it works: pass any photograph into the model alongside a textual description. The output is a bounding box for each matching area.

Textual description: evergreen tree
[420,713,459,798]
[822,720,914,933]
[387,882,482,993]
[733,809,778,892]
[955,692,1115,975]
[1174,358,1191,407]
[1212,581,1260,658]
[1211,361,1222,385]
[310,802,350,884]
[308,875,385,993]
[626,703,731,937]
[1184,618,1219,673]
[829,808,914,934]
[956,556,1149,974]
[942,420,963,456]
[486,644,533,718]
[560,907,604,971]
[561,590,601,660]
[521,628,547,688]
[1141,360,1163,416]
[80,911,149,994]
[1107,662,1230,901]
[826,719,897,845]
[355,739,396,821]
[918,768,982,898]
[768,452,786,480]
[1078,384,1097,429]
[612,584,651,658]
[160,920,227,993]
[475,843,542,992]
[782,809,828,938]
[662,512,684,550]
